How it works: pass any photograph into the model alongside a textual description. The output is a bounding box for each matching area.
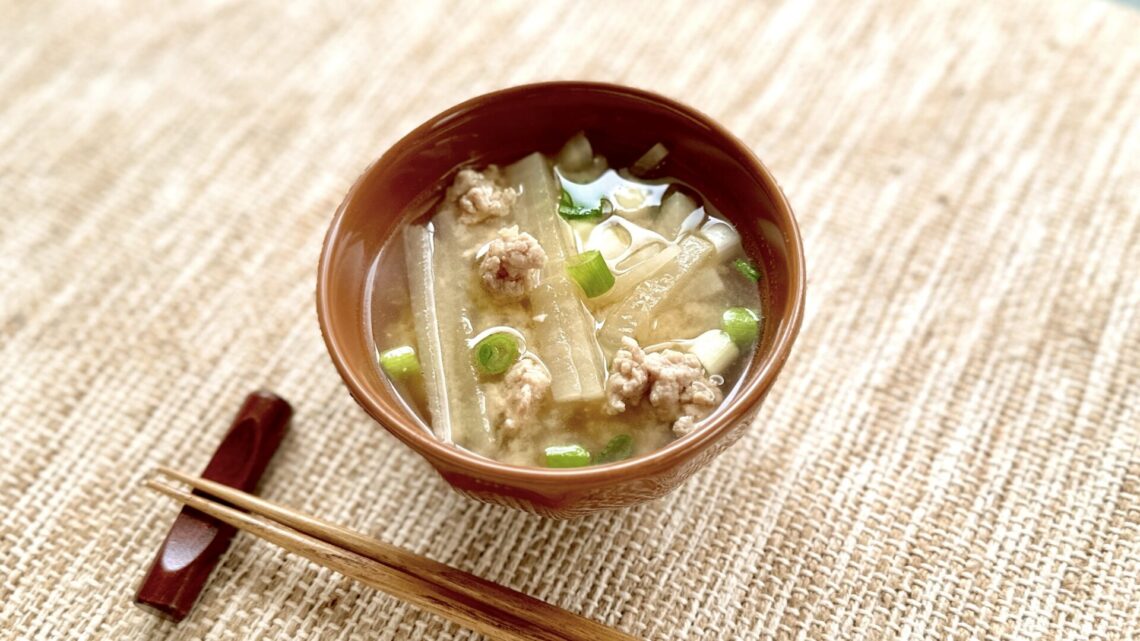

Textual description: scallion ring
[721,307,760,346]
[472,332,520,376]
[545,444,592,468]
[733,258,761,282]
[565,250,615,298]
[379,346,421,379]
[597,434,634,463]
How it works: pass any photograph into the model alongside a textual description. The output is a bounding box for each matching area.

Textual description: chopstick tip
[155,465,196,486]
[142,477,188,504]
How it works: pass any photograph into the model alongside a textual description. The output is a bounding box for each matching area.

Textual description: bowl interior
[318,82,804,480]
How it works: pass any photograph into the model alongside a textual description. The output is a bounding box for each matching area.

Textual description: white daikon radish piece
[506,153,606,401]
[403,223,492,447]
[589,244,679,310]
[555,132,593,172]
[676,263,726,300]
[630,142,668,176]
[656,191,698,239]
[554,133,609,182]
[598,234,715,350]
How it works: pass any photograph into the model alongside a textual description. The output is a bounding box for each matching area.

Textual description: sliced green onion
[472,332,520,376]
[545,444,592,468]
[559,188,573,211]
[558,188,609,221]
[733,258,761,282]
[721,307,760,346]
[690,329,740,376]
[565,250,615,298]
[379,346,420,379]
[597,434,634,463]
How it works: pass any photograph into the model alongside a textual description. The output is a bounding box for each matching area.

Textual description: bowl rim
[317,81,806,489]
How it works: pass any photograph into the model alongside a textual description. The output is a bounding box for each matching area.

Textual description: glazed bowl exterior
[317,82,805,518]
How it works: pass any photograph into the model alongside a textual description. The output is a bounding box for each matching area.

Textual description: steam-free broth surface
[368,134,766,468]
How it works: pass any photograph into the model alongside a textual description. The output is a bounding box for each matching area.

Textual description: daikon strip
[630,142,668,176]
[403,222,492,449]
[554,133,608,183]
[506,153,606,401]
[598,234,715,350]
[555,132,593,171]
[676,262,727,300]
[656,191,698,239]
[529,276,606,401]
[508,153,575,262]
[589,243,680,310]
[585,216,678,309]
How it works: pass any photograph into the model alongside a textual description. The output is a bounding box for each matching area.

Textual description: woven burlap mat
[3,1,1138,639]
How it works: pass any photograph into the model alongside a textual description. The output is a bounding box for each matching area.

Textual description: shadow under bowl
[317,82,806,518]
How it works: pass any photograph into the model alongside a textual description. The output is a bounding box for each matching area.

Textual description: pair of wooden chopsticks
[143,468,639,641]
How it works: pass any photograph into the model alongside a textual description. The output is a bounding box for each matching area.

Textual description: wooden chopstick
[143,468,639,641]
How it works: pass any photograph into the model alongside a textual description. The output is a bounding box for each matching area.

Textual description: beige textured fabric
[3,0,1139,639]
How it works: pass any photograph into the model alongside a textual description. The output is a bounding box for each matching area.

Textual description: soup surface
[368,134,765,467]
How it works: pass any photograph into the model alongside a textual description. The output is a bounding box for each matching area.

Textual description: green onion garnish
[472,332,520,376]
[721,307,760,346]
[558,188,610,221]
[733,258,761,282]
[597,434,634,463]
[545,444,592,468]
[379,346,420,379]
[559,188,575,215]
[565,250,615,298]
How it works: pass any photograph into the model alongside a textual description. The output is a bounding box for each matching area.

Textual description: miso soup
[367,134,766,468]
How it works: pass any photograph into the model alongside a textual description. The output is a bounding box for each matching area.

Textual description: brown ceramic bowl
[317,82,805,518]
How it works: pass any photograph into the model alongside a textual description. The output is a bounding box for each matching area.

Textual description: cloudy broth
[367,135,767,468]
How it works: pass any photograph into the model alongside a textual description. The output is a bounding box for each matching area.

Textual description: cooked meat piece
[643,348,703,416]
[502,357,552,432]
[670,377,723,437]
[604,336,650,414]
[479,226,546,302]
[604,336,722,435]
[443,166,518,225]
